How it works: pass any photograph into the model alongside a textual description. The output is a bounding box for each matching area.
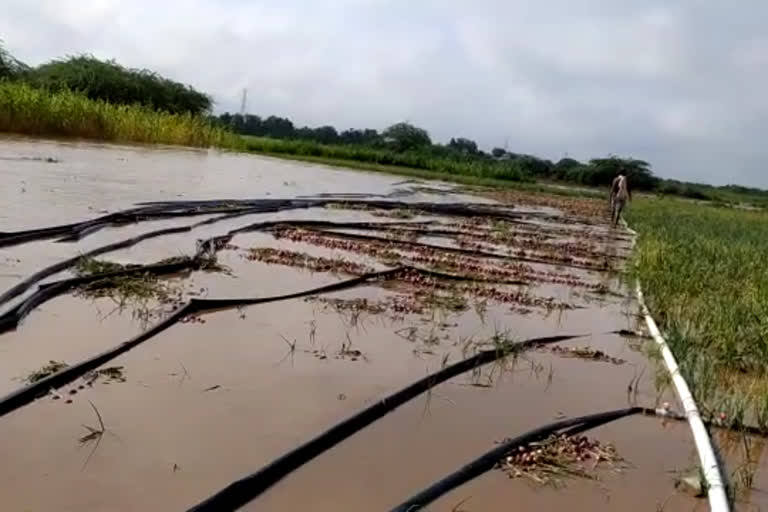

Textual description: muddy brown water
[0,136,765,511]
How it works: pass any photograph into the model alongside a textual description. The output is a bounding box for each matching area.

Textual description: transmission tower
[239,88,248,116]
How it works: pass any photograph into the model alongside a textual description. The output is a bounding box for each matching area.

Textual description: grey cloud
[2,0,767,186]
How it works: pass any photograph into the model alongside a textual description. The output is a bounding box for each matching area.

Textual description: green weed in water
[24,360,69,383]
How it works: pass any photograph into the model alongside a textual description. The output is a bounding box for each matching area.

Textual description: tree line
[216,112,660,190]
[3,40,764,203]
[1,41,211,116]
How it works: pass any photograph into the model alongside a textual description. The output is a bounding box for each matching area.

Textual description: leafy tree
[0,41,27,79]
[382,122,431,152]
[310,125,339,144]
[491,147,506,158]
[339,128,380,145]
[553,157,583,179]
[242,114,263,135]
[260,115,295,138]
[516,155,554,178]
[448,137,479,155]
[25,55,212,115]
[587,156,659,189]
[229,113,245,131]
[554,157,581,172]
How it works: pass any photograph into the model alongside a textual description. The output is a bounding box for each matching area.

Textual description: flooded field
[0,136,764,511]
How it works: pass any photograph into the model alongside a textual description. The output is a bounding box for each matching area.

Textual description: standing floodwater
[0,137,746,511]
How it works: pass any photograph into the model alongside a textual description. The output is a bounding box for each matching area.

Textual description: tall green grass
[241,136,531,183]
[628,197,768,430]
[0,81,236,147]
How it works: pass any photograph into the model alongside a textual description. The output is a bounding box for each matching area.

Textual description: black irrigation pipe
[389,407,643,512]
[290,226,612,273]
[229,219,435,237]
[52,206,268,243]
[0,201,293,248]
[131,199,547,225]
[2,195,629,254]
[0,225,191,308]
[2,263,526,418]
[0,219,445,332]
[184,332,585,512]
[0,267,406,419]
[0,258,544,418]
[0,212,132,248]
[0,208,284,308]
[0,240,530,337]
[393,400,768,511]
[0,212,383,308]
[0,302,193,418]
[0,256,212,335]
[0,198,531,249]
[0,202,217,247]
[338,224,623,263]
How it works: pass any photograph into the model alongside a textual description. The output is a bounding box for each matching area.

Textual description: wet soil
[0,136,765,511]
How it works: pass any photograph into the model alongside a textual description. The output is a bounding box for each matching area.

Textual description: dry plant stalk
[497,433,626,487]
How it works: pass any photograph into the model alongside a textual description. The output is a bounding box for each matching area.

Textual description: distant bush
[241,136,531,183]
[0,40,28,79]
[24,56,212,115]
[3,41,768,204]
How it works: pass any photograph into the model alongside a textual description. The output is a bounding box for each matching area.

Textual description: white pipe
[624,223,730,511]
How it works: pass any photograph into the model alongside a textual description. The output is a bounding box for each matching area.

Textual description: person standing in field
[610,173,630,227]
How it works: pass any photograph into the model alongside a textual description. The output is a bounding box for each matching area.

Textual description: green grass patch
[240,135,530,183]
[237,135,608,199]
[0,81,237,147]
[628,197,768,429]
[73,257,182,305]
[24,360,69,383]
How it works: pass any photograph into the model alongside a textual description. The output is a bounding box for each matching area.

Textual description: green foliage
[241,136,530,183]
[629,198,768,427]
[0,81,233,147]
[569,156,659,189]
[448,137,480,155]
[382,122,432,151]
[24,55,212,115]
[552,157,582,179]
[3,40,768,207]
[224,109,719,198]
[0,40,28,79]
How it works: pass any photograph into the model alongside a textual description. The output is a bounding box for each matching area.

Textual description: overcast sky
[3,1,767,186]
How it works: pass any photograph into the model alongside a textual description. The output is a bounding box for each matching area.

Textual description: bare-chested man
[610,173,630,227]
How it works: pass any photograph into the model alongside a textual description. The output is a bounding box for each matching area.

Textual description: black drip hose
[0,204,280,307]
[1,264,515,418]
[0,218,505,333]
[0,256,210,335]
[303,227,609,272]
[0,225,191,307]
[183,332,585,512]
[0,198,532,249]
[389,407,643,512]
[0,303,194,417]
[0,267,404,418]
[0,218,427,314]
[0,248,550,419]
